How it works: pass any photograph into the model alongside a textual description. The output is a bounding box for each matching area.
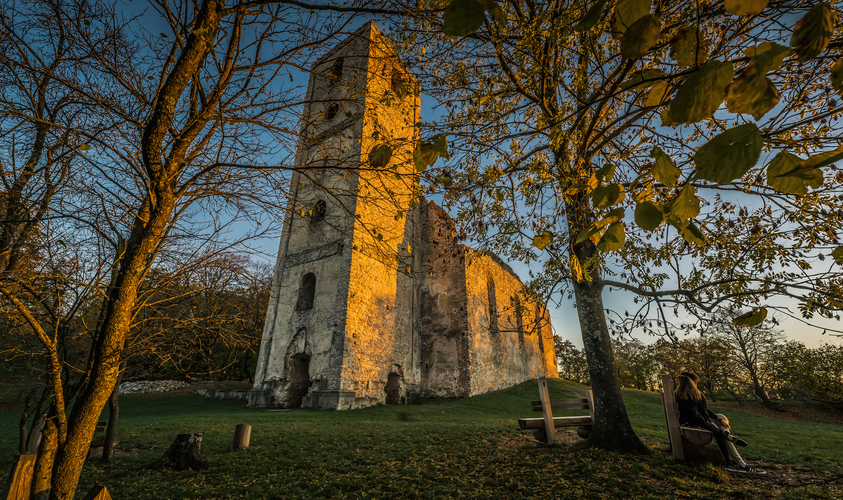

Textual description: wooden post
[661,374,685,461]
[1,454,36,500]
[585,390,595,423]
[233,424,251,450]
[538,379,556,445]
[80,485,112,500]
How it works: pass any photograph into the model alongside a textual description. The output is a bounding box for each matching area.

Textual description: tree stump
[159,433,206,470]
[233,424,251,450]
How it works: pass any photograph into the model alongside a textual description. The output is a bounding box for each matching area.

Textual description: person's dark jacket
[676,393,719,427]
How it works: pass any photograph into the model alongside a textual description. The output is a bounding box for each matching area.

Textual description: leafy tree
[398,0,843,453]
[553,336,589,384]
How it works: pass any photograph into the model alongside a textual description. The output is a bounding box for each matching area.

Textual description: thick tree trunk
[572,276,649,454]
[31,417,57,500]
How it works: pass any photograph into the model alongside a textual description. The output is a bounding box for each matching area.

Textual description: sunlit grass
[1,378,840,498]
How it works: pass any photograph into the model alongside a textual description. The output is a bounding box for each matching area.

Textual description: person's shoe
[725,464,766,475]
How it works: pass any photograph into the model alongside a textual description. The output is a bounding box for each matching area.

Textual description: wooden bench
[517,379,594,445]
[660,374,725,464]
[87,421,117,459]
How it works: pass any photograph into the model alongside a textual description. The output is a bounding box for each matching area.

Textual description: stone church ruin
[248,22,558,410]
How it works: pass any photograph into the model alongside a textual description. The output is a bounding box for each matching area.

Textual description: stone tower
[249,22,558,410]
[248,22,421,409]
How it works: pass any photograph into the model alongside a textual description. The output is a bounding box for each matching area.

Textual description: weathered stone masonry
[248,22,558,410]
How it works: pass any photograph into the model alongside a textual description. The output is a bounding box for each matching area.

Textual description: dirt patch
[726,460,843,497]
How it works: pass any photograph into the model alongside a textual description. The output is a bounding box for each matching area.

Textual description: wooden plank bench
[87,421,117,459]
[517,378,594,445]
[660,374,725,464]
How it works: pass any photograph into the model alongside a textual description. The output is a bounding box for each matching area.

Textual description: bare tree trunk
[31,416,57,500]
[101,380,120,463]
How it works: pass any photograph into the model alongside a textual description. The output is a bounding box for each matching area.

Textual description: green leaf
[601,207,626,227]
[532,230,554,250]
[831,60,843,94]
[733,307,768,327]
[650,147,680,188]
[79,144,91,151]
[668,183,700,222]
[575,224,601,244]
[693,123,762,184]
[745,42,793,73]
[488,3,506,28]
[611,0,651,40]
[767,151,823,195]
[413,134,449,171]
[369,144,393,168]
[620,68,665,91]
[801,145,843,171]
[597,222,626,252]
[670,27,708,67]
[663,60,734,125]
[442,0,487,36]
[645,81,670,107]
[790,2,835,62]
[679,220,705,245]
[832,246,843,264]
[619,14,661,60]
[725,0,769,16]
[591,183,625,209]
[596,163,617,182]
[576,0,608,32]
[635,201,663,231]
[725,71,779,119]
[725,42,792,119]
[431,134,449,158]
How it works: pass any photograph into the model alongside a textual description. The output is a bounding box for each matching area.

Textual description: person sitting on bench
[674,372,765,475]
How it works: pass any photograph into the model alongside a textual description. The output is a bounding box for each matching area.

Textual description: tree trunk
[31,416,57,500]
[572,276,649,454]
[100,384,119,463]
[158,433,206,470]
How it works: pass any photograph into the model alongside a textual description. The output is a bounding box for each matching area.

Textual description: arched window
[487,278,498,334]
[325,102,339,121]
[328,57,344,86]
[296,273,316,310]
[310,200,326,225]
[391,70,406,97]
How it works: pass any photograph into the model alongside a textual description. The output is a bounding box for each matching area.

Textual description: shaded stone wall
[464,251,559,396]
[417,201,471,398]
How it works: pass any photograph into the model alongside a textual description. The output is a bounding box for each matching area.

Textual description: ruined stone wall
[334,23,422,408]
[251,22,556,410]
[464,250,558,396]
[416,201,471,398]
[249,25,372,409]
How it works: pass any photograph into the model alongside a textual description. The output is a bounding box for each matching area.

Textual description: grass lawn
[1,378,841,499]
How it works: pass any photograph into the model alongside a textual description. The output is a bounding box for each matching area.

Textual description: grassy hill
[1,379,840,498]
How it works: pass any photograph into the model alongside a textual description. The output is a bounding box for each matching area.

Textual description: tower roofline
[310,21,417,83]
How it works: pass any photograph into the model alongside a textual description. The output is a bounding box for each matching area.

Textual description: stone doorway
[287,353,311,408]
[385,373,401,404]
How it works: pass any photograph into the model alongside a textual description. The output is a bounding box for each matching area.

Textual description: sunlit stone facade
[248,22,557,410]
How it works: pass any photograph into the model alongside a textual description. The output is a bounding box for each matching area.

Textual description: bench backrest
[536,379,595,446]
[660,374,685,461]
